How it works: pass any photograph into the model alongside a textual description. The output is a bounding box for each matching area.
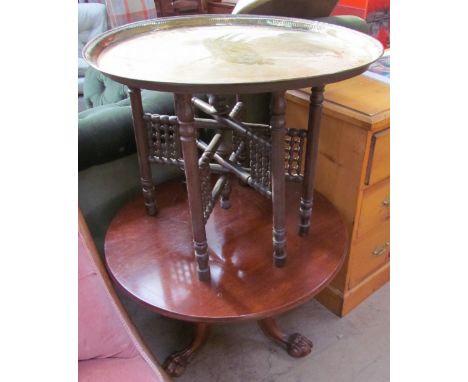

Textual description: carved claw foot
[163,350,192,378]
[163,323,210,377]
[287,333,313,357]
[258,317,313,358]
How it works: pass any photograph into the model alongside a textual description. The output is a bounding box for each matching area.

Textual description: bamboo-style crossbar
[192,97,272,148]
[138,89,320,281]
[143,105,306,215]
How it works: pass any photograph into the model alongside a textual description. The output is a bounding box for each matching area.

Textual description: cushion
[83,68,128,109]
[78,89,175,171]
[78,231,138,361]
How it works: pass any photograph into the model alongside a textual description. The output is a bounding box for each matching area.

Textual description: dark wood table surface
[104,178,348,376]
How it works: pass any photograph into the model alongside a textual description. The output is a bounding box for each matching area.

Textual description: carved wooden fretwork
[144,113,184,167]
[141,97,307,224]
[285,128,307,182]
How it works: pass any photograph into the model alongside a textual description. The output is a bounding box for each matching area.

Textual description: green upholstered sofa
[78,68,182,250]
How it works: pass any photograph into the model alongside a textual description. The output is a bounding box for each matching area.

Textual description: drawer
[349,221,390,288]
[355,179,390,239]
[365,128,389,185]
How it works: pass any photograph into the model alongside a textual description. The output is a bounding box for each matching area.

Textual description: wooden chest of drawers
[286,75,390,316]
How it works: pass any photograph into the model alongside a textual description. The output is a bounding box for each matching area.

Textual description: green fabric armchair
[79,68,176,171]
[78,68,182,248]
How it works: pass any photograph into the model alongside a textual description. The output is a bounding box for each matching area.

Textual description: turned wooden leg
[175,94,210,281]
[128,88,157,216]
[209,95,233,209]
[299,86,325,236]
[163,323,211,378]
[270,92,287,266]
[258,317,313,358]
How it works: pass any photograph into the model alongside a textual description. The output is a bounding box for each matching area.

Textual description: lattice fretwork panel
[285,128,307,182]
[248,127,271,193]
[144,113,182,165]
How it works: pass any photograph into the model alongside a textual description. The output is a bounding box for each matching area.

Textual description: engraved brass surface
[83,15,383,93]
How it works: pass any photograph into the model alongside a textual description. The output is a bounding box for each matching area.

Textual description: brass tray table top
[84,14,383,93]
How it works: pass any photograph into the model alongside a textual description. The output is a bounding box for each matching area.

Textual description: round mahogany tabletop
[105,178,348,323]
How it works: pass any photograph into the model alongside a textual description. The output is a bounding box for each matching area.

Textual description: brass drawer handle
[382,198,390,207]
[372,242,389,256]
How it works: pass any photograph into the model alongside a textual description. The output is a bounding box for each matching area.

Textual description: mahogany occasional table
[84,15,382,377]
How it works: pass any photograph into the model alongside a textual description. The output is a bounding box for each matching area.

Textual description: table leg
[128,88,157,216]
[174,93,210,282]
[258,317,313,357]
[208,95,232,209]
[299,86,325,236]
[163,322,211,378]
[270,92,287,267]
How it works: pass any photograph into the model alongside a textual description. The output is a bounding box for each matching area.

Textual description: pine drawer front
[356,179,390,240]
[365,128,390,186]
[349,221,390,288]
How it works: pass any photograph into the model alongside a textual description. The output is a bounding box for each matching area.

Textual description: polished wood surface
[287,76,390,131]
[105,179,348,323]
[349,220,390,288]
[365,128,390,185]
[355,178,390,240]
[285,75,389,316]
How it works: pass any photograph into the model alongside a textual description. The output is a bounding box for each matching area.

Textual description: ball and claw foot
[287,333,313,357]
[163,350,192,378]
[163,323,210,377]
[258,317,313,358]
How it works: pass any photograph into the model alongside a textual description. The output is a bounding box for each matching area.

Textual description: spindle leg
[175,94,210,281]
[128,87,157,216]
[299,86,325,236]
[270,92,287,266]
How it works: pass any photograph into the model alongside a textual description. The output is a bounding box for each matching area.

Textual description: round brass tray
[84,14,383,94]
